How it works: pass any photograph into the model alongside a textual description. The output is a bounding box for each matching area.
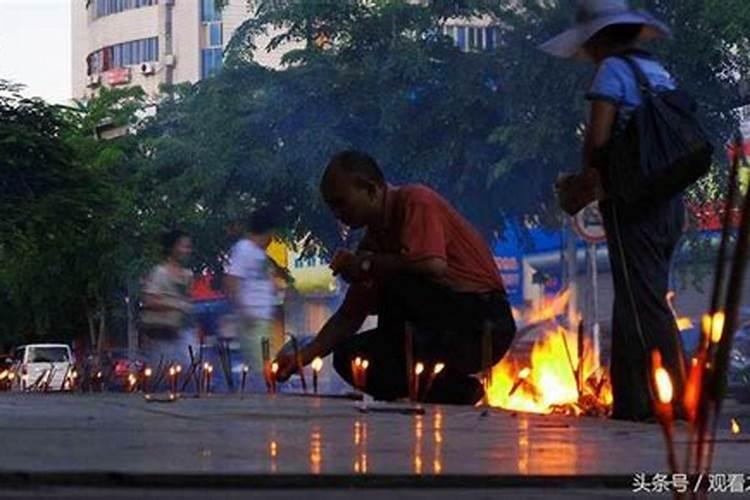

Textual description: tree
[0,82,149,348]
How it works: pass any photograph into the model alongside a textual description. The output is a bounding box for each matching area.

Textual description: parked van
[11,344,74,391]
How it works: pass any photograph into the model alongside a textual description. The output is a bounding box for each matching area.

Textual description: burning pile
[486,323,612,416]
[484,290,612,416]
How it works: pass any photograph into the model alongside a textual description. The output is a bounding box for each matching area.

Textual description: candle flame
[311,357,323,373]
[731,418,741,435]
[175,365,182,373]
[242,364,249,374]
[207,365,214,374]
[518,367,531,379]
[654,367,673,405]
[361,359,369,371]
[7,372,14,380]
[271,362,279,374]
[433,362,445,375]
[203,362,210,370]
[354,356,363,367]
[169,367,176,376]
[0,370,7,381]
[415,362,425,376]
[710,312,725,344]
[96,371,103,379]
[144,368,153,377]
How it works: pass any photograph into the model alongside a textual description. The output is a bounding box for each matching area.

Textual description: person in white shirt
[224,207,280,373]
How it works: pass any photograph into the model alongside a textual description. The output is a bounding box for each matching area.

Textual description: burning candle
[414,362,425,403]
[241,365,249,395]
[271,362,278,394]
[143,367,152,393]
[651,350,677,474]
[421,362,445,401]
[128,373,137,393]
[710,311,725,344]
[731,418,741,435]
[311,357,323,394]
[361,359,369,391]
[352,357,363,390]
[206,364,214,393]
[169,366,177,394]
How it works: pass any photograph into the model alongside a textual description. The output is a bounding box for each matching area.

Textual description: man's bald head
[320,150,387,230]
[321,150,385,192]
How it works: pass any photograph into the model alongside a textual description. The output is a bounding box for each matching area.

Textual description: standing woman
[140,230,194,368]
[541,0,686,421]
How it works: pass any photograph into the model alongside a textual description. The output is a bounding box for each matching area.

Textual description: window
[91,0,156,19]
[201,48,223,78]
[27,347,70,363]
[201,0,220,22]
[209,22,223,47]
[87,36,159,74]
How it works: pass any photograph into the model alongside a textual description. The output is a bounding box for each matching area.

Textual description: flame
[144,368,152,378]
[711,312,725,344]
[654,367,673,404]
[0,370,7,381]
[433,362,445,375]
[361,359,369,371]
[667,291,693,331]
[415,362,425,376]
[311,357,323,373]
[242,364,250,374]
[486,325,612,415]
[524,289,571,324]
[683,356,703,423]
[271,362,279,374]
[731,418,741,435]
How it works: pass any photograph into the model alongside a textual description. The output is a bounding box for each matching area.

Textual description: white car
[11,344,74,392]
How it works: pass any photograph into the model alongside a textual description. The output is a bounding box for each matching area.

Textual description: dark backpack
[600,56,713,205]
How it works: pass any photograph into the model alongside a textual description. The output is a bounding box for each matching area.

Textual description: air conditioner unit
[86,74,101,88]
[163,54,176,67]
[140,62,156,75]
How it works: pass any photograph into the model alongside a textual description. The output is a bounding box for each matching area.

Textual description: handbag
[601,55,713,205]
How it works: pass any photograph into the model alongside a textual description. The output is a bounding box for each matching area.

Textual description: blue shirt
[586,52,675,108]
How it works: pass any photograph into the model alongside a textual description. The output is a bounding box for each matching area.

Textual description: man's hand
[273,351,298,383]
[330,249,366,284]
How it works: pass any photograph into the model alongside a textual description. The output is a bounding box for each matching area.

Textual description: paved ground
[0,393,748,498]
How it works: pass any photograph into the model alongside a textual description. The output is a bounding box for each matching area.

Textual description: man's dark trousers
[333,274,516,405]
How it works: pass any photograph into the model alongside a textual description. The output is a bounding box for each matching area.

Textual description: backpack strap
[614,55,653,96]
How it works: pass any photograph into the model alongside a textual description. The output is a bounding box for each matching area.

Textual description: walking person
[224,207,281,381]
[541,0,709,420]
[139,230,194,371]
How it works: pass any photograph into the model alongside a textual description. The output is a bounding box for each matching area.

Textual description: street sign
[572,202,606,244]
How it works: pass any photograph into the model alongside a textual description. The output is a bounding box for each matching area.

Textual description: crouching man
[275,151,516,404]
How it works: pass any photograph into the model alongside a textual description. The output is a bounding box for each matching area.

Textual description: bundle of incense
[694,135,750,475]
[405,323,415,401]
[290,335,308,392]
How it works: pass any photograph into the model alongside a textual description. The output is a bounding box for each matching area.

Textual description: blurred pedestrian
[224,207,281,380]
[139,230,194,370]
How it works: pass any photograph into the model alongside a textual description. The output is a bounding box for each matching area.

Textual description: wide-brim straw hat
[538,0,671,58]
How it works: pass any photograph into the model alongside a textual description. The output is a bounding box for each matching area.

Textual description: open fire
[486,291,611,415]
